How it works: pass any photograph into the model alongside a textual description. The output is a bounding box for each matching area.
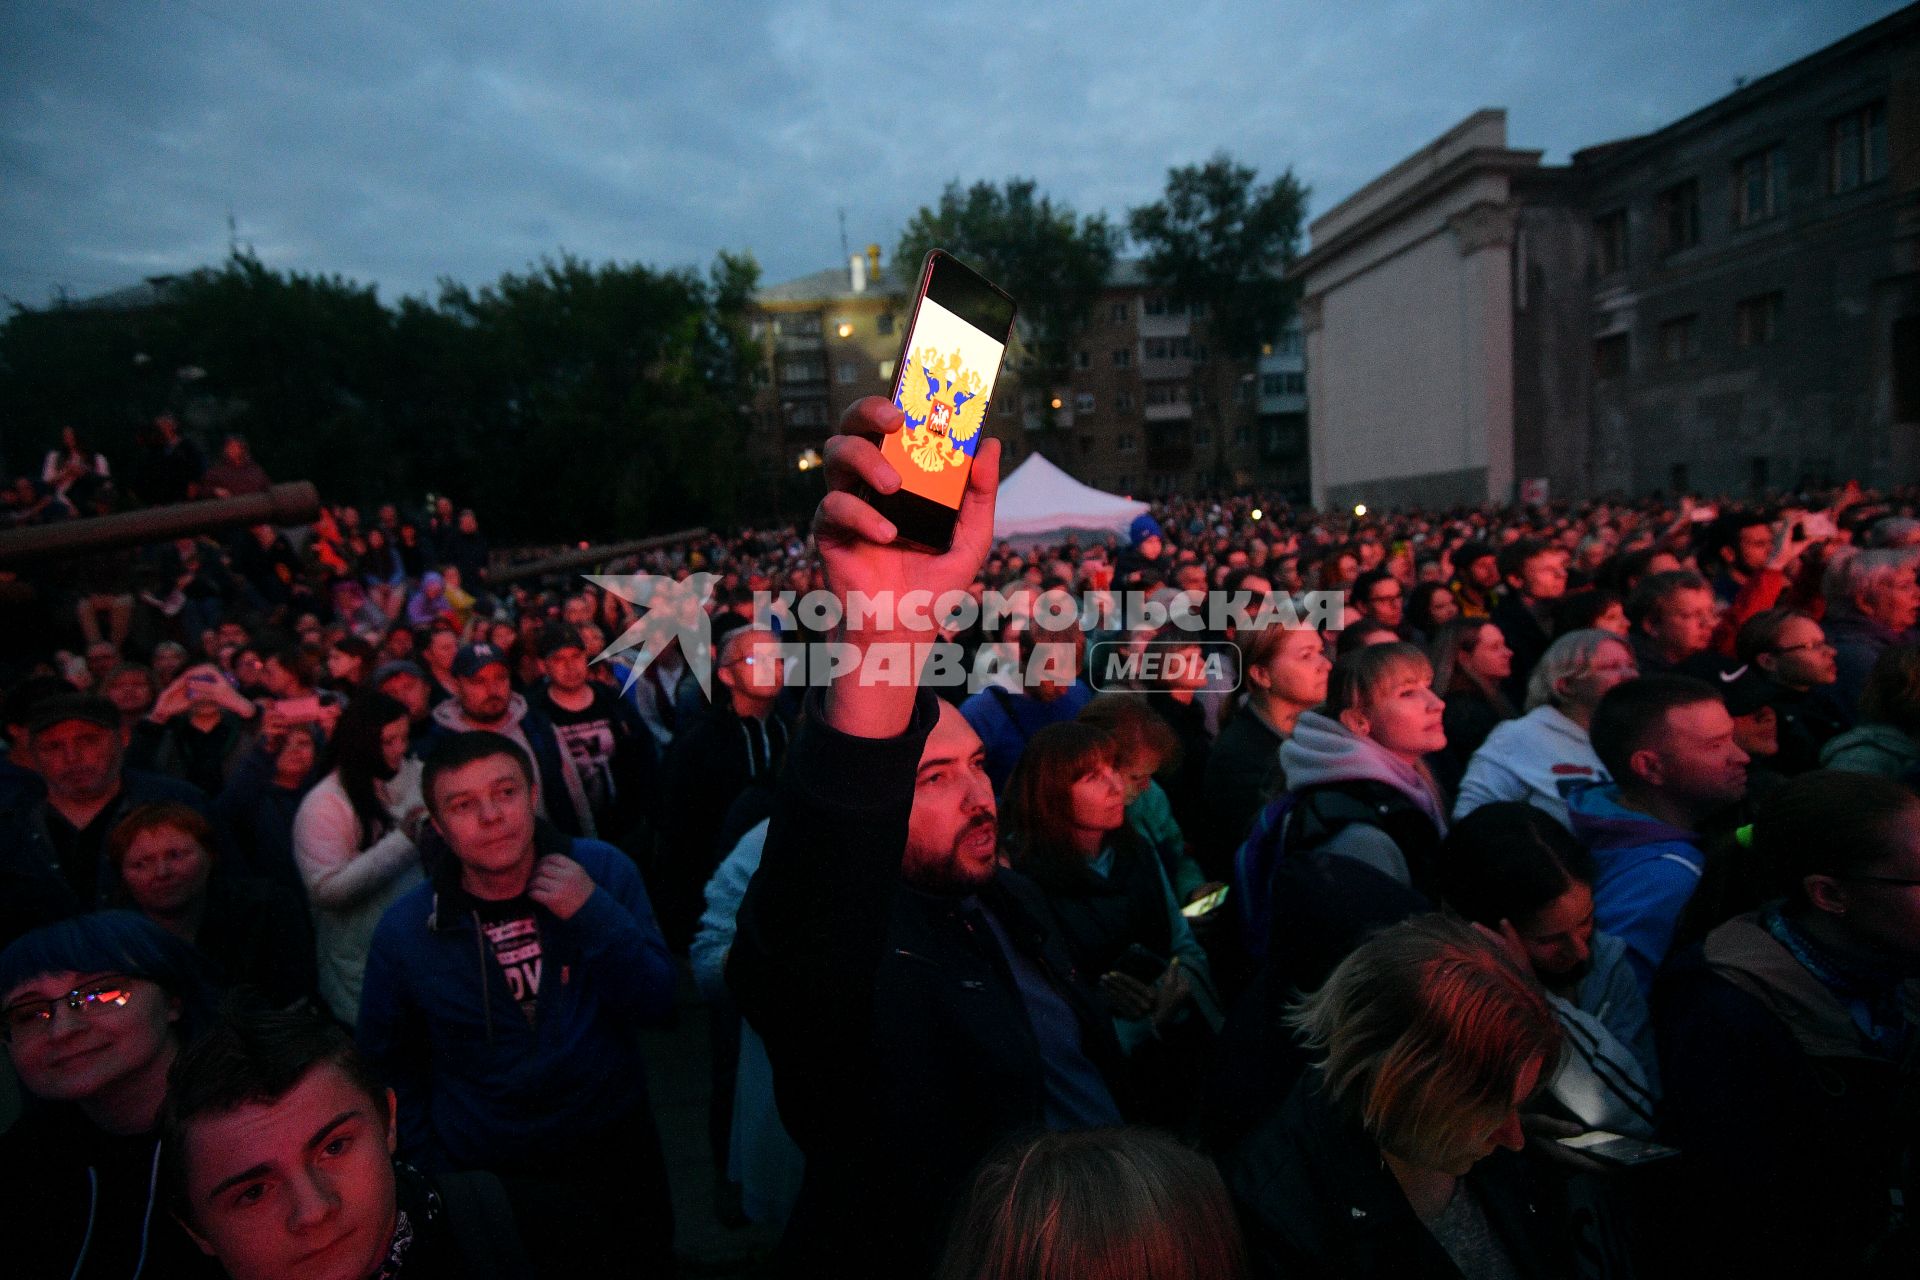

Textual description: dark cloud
[1,0,1903,305]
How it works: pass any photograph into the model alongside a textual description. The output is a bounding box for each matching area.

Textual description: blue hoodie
[356,827,675,1171]
[1565,782,1704,994]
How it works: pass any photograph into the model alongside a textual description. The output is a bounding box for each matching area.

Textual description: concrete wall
[1301,115,1532,509]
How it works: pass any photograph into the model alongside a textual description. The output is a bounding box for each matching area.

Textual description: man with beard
[729,398,1129,1280]
[426,642,595,838]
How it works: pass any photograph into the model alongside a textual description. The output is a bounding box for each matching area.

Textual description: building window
[1593,333,1630,380]
[878,359,896,381]
[1075,392,1096,414]
[1234,423,1252,446]
[1658,315,1698,364]
[778,313,822,337]
[1192,385,1209,408]
[1189,300,1208,318]
[1113,348,1131,368]
[1276,329,1302,356]
[782,359,826,383]
[1109,302,1130,324]
[836,361,860,384]
[1656,179,1699,255]
[1194,426,1213,448]
[876,312,894,335]
[1145,338,1168,360]
[1733,146,1784,227]
[1144,295,1167,317]
[1736,292,1782,347]
[1829,102,1888,194]
[786,401,830,427]
[1116,390,1134,412]
[1076,350,1091,370]
[1192,343,1210,364]
[1146,384,1187,406]
[1117,433,1136,453]
[1594,209,1628,275]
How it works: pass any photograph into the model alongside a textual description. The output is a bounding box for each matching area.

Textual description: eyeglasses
[2,976,138,1041]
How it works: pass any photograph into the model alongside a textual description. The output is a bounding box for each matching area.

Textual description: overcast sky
[1,0,1906,308]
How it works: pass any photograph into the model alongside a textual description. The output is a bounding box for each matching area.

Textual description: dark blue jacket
[0,768,209,945]
[356,825,675,1173]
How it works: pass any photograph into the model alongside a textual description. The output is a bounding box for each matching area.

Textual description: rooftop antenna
[838,208,850,262]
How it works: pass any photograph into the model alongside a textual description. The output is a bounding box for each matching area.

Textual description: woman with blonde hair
[1229,915,1569,1278]
[938,1127,1245,1280]
[1272,643,1449,899]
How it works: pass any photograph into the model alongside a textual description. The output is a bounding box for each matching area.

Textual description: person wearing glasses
[1656,771,1920,1277]
[1736,608,1847,775]
[1349,568,1412,642]
[0,911,223,1280]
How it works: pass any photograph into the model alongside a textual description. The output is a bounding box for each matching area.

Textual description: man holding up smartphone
[729,397,1131,1280]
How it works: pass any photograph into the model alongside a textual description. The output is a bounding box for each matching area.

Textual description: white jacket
[1453,704,1608,829]
[293,762,425,1025]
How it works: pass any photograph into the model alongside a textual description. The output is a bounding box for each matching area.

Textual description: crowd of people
[1,404,1917,1279]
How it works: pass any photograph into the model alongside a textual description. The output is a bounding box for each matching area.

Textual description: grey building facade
[1580,5,1919,496]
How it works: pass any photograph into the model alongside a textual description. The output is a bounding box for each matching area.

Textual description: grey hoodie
[1277,711,1449,888]
[430,691,597,838]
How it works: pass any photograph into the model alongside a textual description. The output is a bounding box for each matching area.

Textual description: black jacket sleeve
[726,687,939,1150]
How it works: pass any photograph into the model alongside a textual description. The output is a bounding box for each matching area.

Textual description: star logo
[583,572,720,697]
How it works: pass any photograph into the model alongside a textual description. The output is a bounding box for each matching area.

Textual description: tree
[896,179,1117,380]
[1129,154,1308,485]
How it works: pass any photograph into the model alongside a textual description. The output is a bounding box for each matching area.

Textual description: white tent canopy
[991,452,1149,546]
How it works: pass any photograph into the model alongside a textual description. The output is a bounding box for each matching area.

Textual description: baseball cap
[452,642,509,678]
[370,659,427,687]
[535,625,586,659]
[26,693,121,735]
[1707,659,1777,718]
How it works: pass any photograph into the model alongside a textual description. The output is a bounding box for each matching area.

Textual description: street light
[836,322,854,339]
[1251,508,1263,521]
[1353,503,1368,517]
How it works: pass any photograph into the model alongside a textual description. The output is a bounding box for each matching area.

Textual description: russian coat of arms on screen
[898,346,987,474]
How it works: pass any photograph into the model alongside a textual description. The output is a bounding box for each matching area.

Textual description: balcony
[1143,400,1193,422]
[1138,312,1191,339]
[776,332,825,353]
[1139,357,1193,381]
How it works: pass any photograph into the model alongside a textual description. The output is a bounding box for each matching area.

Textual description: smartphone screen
[1557,1130,1680,1165]
[874,251,1016,551]
[1181,884,1230,918]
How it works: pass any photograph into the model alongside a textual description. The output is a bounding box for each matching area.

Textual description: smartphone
[1111,944,1168,985]
[874,251,1017,552]
[1801,512,1838,539]
[1181,884,1230,918]
[1557,1130,1680,1166]
[278,695,324,723]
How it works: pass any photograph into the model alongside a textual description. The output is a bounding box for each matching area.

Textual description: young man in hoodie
[356,730,677,1275]
[1569,675,1749,992]
[426,642,595,839]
